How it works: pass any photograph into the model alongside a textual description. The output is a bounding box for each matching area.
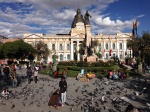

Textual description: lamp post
[52,50,58,72]
[137,40,143,73]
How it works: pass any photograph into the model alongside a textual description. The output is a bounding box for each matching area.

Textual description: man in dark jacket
[26,67,33,84]
[59,77,67,105]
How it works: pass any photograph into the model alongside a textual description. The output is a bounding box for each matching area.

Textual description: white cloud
[0,0,143,38]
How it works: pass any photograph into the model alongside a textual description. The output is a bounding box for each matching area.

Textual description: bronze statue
[84,11,92,25]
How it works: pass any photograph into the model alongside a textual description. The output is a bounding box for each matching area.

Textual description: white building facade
[23,8,132,62]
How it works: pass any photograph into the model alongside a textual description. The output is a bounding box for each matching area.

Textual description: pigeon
[120,97,130,102]
[11,104,15,109]
[146,102,150,109]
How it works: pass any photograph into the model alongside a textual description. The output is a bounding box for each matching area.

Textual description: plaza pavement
[0,68,150,112]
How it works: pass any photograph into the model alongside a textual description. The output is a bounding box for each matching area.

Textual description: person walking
[11,75,17,87]
[26,67,33,84]
[62,69,67,79]
[3,65,10,82]
[59,77,67,105]
[34,66,39,83]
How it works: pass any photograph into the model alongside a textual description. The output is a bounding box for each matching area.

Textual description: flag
[109,49,112,56]
[134,20,138,35]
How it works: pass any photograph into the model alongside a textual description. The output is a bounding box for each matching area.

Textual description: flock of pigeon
[0,75,150,112]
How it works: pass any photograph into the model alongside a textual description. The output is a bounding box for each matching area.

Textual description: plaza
[0,68,150,112]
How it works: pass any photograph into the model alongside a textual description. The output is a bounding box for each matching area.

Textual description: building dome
[71,8,85,28]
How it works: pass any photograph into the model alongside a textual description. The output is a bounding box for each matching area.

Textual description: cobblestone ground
[0,69,150,112]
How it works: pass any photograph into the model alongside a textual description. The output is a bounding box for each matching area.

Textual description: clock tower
[70,8,85,37]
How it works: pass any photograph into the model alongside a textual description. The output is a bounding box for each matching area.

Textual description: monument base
[82,55,98,63]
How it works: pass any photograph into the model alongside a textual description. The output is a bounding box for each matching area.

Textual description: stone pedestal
[85,25,91,47]
[82,55,98,63]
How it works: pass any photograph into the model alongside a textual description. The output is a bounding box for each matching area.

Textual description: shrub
[76,61,89,67]
[58,61,75,66]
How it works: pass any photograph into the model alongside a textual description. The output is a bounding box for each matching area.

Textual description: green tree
[0,40,34,60]
[127,31,150,65]
[79,39,99,56]
[91,39,99,54]
[34,41,51,61]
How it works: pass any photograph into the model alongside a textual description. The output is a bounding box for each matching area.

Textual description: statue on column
[84,10,92,25]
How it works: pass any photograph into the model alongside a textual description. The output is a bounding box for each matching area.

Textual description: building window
[119,43,122,49]
[106,54,109,60]
[67,54,70,60]
[98,44,101,51]
[59,44,63,51]
[105,43,108,50]
[67,44,70,50]
[52,44,55,51]
[60,54,63,61]
[120,54,123,59]
[112,43,115,49]
[113,53,115,57]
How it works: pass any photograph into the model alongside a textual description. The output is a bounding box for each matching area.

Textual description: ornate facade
[23,8,132,62]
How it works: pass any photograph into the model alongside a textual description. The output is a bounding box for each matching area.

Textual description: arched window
[112,43,115,49]
[59,44,63,51]
[67,44,70,50]
[105,43,108,50]
[52,44,55,51]
[67,54,70,60]
[60,54,63,61]
[119,43,122,49]
[106,54,109,60]
[98,44,101,51]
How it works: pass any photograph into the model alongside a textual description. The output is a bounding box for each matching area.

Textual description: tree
[0,40,34,60]
[78,39,86,56]
[34,41,51,61]
[91,39,99,54]
[127,31,150,65]
[79,39,99,56]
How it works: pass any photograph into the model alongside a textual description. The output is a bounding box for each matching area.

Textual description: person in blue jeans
[12,75,17,87]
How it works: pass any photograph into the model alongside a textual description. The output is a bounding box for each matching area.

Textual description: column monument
[82,11,98,62]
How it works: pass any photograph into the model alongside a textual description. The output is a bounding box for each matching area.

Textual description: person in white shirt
[34,66,39,83]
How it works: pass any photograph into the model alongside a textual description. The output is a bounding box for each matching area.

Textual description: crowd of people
[0,63,40,87]
[109,70,127,80]
[0,62,68,110]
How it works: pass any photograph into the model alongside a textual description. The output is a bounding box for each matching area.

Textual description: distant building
[23,8,132,62]
[2,38,20,43]
[0,35,8,43]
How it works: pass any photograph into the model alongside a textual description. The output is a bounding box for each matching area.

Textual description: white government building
[23,8,132,62]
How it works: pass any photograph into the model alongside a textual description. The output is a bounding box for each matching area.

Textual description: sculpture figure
[84,11,92,25]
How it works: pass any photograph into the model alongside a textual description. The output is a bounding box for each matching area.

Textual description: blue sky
[0,0,149,38]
